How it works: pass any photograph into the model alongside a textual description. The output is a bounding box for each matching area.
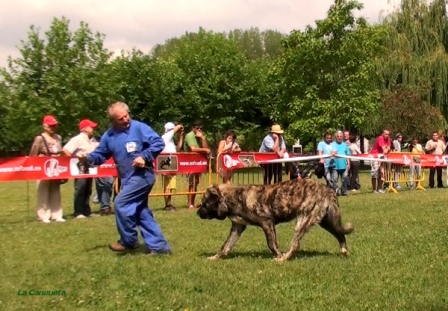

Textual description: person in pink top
[370,129,392,193]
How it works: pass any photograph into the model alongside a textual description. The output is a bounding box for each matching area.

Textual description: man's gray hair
[107,102,129,118]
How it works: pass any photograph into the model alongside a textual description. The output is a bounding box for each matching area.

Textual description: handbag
[39,134,68,185]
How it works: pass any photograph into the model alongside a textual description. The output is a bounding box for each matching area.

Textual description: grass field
[0,169,448,311]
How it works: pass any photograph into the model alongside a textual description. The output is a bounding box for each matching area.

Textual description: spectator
[409,137,424,189]
[217,130,242,184]
[161,122,184,211]
[392,133,404,190]
[81,102,171,254]
[330,131,351,196]
[259,124,287,185]
[317,131,335,188]
[370,129,392,193]
[29,115,66,223]
[343,131,350,145]
[425,131,445,188]
[183,120,211,209]
[62,119,99,219]
[348,134,361,191]
[95,177,114,215]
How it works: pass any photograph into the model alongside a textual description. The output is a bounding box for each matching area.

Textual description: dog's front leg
[260,221,283,258]
[208,222,247,260]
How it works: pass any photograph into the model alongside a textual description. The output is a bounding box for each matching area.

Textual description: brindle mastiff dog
[197,178,354,262]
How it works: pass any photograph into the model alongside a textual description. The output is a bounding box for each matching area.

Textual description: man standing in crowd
[317,131,335,188]
[183,120,210,210]
[80,102,172,255]
[330,131,351,196]
[425,131,445,188]
[62,119,99,219]
[370,129,392,194]
[259,124,287,185]
[161,122,184,211]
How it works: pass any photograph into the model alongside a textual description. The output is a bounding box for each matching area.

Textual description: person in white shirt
[62,119,99,219]
[160,122,184,211]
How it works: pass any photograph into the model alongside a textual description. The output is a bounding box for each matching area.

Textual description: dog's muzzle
[197,203,209,219]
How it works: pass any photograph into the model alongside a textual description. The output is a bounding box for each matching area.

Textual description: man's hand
[277,150,285,158]
[132,156,146,168]
[271,133,279,140]
[204,148,211,155]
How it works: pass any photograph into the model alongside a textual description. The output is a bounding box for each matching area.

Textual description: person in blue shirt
[317,131,336,188]
[330,131,351,196]
[80,102,171,255]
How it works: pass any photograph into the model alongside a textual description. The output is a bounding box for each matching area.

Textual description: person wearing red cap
[29,115,66,223]
[62,119,99,219]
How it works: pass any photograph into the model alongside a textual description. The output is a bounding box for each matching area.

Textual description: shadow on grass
[198,249,332,260]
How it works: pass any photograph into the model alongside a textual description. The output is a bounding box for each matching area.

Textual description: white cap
[164,122,175,132]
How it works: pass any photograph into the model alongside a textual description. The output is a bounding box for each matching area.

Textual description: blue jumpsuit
[86,120,171,253]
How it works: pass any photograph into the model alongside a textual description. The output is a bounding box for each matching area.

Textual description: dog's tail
[326,193,354,235]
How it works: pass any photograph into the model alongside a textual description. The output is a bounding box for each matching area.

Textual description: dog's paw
[207,254,221,261]
[341,247,348,256]
[274,256,288,263]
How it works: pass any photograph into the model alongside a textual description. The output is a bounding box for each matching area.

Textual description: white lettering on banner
[0,166,42,173]
[43,159,67,178]
[179,161,208,166]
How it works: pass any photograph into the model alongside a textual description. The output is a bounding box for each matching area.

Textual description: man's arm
[85,133,112,166]
[186,133,210,154]
[139,123,166,161]
[62,137,78,157]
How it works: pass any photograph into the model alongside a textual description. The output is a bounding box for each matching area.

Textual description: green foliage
[0,17,115,153]
[277,0,385,145]
[378,0,448,119]
[366,86,447,140]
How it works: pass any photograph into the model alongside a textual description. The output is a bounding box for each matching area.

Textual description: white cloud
[0,0,394,68]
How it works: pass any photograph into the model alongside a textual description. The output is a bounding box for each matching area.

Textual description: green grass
[0,170,448,311]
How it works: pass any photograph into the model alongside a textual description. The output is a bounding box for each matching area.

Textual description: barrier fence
[1,152,448,198]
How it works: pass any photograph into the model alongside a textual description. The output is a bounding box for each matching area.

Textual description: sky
[0,0,399,68]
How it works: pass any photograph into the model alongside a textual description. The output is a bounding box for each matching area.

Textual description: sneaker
[39,219,51,223]
[53,218,66,222]
[75,215,87,219]
[164,205,176,212]
[100,207,114,215]
[378,189,385,194]
[188,205,197,210]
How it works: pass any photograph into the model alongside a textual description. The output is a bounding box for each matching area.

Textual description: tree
[275,0,386,146]
[377,0,448,119]
[0,17,116,154]
[367,86,447,141]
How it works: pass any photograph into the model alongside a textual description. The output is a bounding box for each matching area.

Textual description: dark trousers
[262,163,283,185]
[74,178,93,216]
[348,161,360,190]
[429,167,443,188]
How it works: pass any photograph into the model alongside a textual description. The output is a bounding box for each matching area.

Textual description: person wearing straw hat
[259,124,287,185]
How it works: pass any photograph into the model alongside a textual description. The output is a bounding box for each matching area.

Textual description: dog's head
[197,185,228,221]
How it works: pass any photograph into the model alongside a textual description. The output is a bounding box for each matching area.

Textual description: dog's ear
[207,184,221,197]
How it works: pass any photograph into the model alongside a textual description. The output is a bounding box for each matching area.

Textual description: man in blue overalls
[80,102,171,255]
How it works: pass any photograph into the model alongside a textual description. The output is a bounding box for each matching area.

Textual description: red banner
[356,152,448,167]
[219,152,303,170]
[219,152,448,171]
[0,153,209,182]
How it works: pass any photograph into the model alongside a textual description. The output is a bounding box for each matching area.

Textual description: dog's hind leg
[275,215,312,262]
[208,222,247,260]
[260,221,283,258]
[319,214,352,255]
